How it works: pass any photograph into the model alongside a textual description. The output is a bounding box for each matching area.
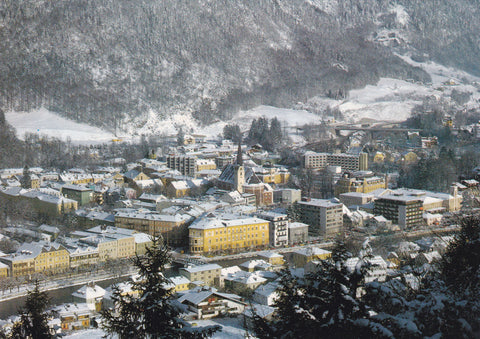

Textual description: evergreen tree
[223,124,242,143]
[268,117,283,151]
[252,240,391,338]
[20,165,32,189]
[440,214,480,294]
[177,127,185,146]
[10,280,52,339]
[101,238,220,339]
[364,214,480,338]
[0,108,5,125]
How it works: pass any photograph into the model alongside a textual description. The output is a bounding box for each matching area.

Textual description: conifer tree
[101,238,220,339]
[10,280,52,339]
[252,240,391,338]
[177,127,185,146]
[20,165,31,189]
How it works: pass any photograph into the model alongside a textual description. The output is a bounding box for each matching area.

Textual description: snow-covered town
[1,1,480,338]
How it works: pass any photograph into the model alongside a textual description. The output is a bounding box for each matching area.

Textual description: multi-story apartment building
[61,184,93,206]
[66,244,99,268]
[215,156,235,170]
[334,171,387,197]
[373,193,423,229]
[304,151,368,171]
[33,243,70,273]
[0,252,36,277]
[0,242,70,276]
[115,212,193,247]
[188,215,270,254]
[256,211,288,247]
[166,155,197,177]
[0,263,8,278]
[297,199,344,237]
[288,222,309,244]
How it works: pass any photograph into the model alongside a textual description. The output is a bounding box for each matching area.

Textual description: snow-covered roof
[259,251,283,259]
[181,264,222,273]
[72,284,106,301]
[293,247,331,257]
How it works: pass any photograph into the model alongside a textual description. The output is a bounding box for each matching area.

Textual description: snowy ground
[63,328,110,339]
[5,107,116,145]
[5,55,480,145]
[62,316,248,339]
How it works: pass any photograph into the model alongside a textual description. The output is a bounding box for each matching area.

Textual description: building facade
[256,212,288,247]
[373,194,423,229]
[298,199,344,237]
[334,171,387,197]
[304,151,368,171]
[166,155,197,177]
[189,215,270,254]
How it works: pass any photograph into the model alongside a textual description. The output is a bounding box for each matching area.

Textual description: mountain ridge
[0,0,478,132]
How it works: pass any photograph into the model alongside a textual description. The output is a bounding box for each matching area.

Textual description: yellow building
[373,152,385,163]
[68,246,99,268]
[180,264,222,286]
[189,215,270,254]
[403,151,418,163]
[80,235,118,261]
[291,247,332,268]
[166,180,191,198]
[196,159,217,172]
[0,263,8,278]
[133,233,153,256]
[0,255,35,277]
[115,234,136,259]
[0,242,70,276]
[258,252,285,266]
[254,167,290,185]
[169,276,191,292]
[34,243,70,274]
[334,172,387,197]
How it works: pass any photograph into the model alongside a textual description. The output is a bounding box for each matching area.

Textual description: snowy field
[5,107,115,144]
[62,317,248,339]
[200,105,322,136]
[5,55,480,145]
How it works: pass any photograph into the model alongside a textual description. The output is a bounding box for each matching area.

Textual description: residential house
[56,303,92,332]
[258,252,285,266]
[72,283,106,312]
[253,282,279,306]
[290,247,332,268]
[224,270,267,292]
[177,288,247,320]
[168,276,191,293]
[179,264,222,287]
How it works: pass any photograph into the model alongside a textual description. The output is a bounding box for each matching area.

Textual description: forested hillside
[0,0,478,131]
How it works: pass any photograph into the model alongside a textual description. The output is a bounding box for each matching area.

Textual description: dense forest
[1,0,465,130]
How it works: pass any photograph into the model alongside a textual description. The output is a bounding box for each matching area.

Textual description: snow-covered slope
[6,55,480,145]
[5,108,115,144]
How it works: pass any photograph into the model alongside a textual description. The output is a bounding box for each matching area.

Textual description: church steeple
[234,139,245,193]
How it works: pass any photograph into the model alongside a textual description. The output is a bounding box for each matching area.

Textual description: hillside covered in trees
[1,0,479,130]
